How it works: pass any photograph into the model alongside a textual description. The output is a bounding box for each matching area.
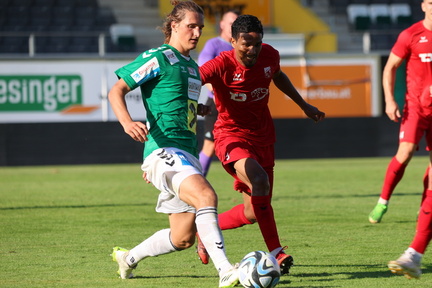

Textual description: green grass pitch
[1,156,432,287]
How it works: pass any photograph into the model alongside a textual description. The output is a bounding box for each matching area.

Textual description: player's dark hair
[231,14,263,40]
[162,0,204,43]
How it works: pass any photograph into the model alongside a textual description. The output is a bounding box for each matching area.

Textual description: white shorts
[141,147,202,214]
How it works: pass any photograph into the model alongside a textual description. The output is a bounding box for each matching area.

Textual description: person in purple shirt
[198,10,239,177]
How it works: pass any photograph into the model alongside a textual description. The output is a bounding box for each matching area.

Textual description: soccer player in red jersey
[197,14,325,275]
[369,0,432,223]
[385,0,432,279]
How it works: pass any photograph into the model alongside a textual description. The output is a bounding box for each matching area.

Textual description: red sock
[218,204,253,230]
[410,190,432,254]
[381,157,406,200]
[251,195,281,252]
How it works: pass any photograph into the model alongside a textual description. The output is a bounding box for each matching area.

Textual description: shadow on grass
[112,264,432,288]
[289,263,431,281]
[0,203,149,210]
[358,192,423,198]
[275,192,423,201]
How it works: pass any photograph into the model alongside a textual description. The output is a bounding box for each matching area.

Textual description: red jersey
[392,21,432,109]
[199,44,280,146]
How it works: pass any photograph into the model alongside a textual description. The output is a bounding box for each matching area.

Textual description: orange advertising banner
[269,56,381,118]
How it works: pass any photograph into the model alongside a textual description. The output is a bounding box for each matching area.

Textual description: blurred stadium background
[0,0,424,166]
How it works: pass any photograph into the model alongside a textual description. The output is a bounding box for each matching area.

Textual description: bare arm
[273,70,325,122]
[108,78,149,143]
[383,52,404,122]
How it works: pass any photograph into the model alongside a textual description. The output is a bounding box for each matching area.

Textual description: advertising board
[0,55,380,123]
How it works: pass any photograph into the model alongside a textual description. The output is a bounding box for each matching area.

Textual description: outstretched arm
[108,78,149,143]
[273,70,325,122]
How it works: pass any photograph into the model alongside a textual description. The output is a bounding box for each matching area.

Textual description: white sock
[126,228,178,266]
[196,207,233,276]
[378,198,389,205]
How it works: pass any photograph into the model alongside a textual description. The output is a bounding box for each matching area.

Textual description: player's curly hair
[231,14,264,40]
[161,0,204,44]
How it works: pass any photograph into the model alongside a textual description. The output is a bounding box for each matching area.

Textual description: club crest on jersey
[163,49,180,65]
[251,88,269,102]
[233,73,242,81]
[264,66,272,78]
[188,67,197,76]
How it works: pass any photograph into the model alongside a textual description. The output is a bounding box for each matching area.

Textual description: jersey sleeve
[199,56,223,85]
[391,29,411,59]
[115,51,163,90]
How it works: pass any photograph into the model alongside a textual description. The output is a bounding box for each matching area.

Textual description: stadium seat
[3,16,29,32]
[76,6,96,18]
[40,36,71,53]
[75,17,96,31]
[0,0,118,54]
[370,0,391,3]
[369,4,392,29]
[9,0,33,6]
[28,16,52,32]
[329,0,350,14]
[52,6,76,18]
[349,0,369,4]
[0,0,10,10]
[390,3,412,28]
[7,5,30,19]
[33,0,56,5]
[95,7,117,31]
[110,24,136,52]
[69,37,98,53]
[347,4,371,30]
[0,36,28,53]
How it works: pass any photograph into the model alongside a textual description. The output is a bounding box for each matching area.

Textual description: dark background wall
[0,117,426,166]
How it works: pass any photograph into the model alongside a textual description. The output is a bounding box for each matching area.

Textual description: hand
[385,100,401,123]
[303,103,325,123]
[142,172,151,183]
[123,121,149,143]
[197,104,211,116]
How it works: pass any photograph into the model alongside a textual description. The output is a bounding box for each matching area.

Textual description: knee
[396,146,416,164]
[249,173,270,196]
[171,235,195,250]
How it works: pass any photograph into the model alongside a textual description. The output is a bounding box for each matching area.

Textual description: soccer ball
[238,251,281,288]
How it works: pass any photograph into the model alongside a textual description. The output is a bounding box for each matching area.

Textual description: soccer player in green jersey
[108,1,239,287]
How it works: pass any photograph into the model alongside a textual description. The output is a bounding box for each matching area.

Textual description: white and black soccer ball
[238,251,281,288]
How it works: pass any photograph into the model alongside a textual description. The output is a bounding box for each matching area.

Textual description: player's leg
[369,143,415,223]
[370,107,425,223]
[233,159,281,251]
[112,212,197,279]
[388,154,432,279]
[233,158,293,274]
[388,138,432,279]
[218,186,255,230]
[179,174,239,287]
[197,182,254,265]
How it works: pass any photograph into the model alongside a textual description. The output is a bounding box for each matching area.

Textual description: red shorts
[215,136,275,194]
[400,105,432,150]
